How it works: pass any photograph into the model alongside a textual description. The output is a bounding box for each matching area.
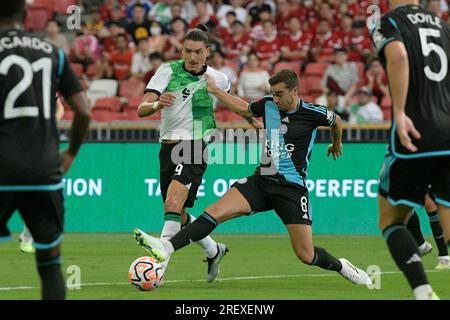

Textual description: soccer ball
[128,256,163,291]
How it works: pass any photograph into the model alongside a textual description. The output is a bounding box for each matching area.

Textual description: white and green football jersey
[145,60,230,141]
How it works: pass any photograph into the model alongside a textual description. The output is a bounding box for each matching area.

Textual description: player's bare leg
[379,195,437,299]
[286,224,371,285]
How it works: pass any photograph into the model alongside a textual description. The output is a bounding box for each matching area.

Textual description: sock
[383,224,429,289]
[413,284,434,300]
[36,256,65,300]
[22,225,33,239]
[406,211,426,246]
[185,214,218,258]
[427,210,448,257]
[160,212,182,272]
[310,247,342,271]
[169,212,218,251]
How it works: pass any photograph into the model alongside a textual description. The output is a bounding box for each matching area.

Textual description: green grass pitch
[0,233,448,300]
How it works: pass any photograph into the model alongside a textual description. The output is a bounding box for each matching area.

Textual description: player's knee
[294,247,314,264]
[164,196,183,213]
[36,246,61,261]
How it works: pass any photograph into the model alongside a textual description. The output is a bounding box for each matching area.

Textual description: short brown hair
[268,69,299,91]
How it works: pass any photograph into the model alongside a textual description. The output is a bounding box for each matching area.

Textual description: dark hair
[46,18,60,27]
[327,90,337,97]
[213,50,225,59]
[133,4,145,10]
[269,69,299,91]
[0,0,25,20]
[184,24,209,46]
[149,52,164,61]
[226,11,237,17]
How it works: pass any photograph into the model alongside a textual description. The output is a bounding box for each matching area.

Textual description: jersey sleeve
[248,97,268,117]
[215,71,231,92]
[302,102,336,127]
[144,62,173,96]
[57,49,83,98]
[370,14,404,58]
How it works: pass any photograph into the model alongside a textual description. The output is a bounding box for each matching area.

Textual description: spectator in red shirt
[190,0,219,31]
[280,16,312,63]
[275,0,293,37]
[310,19,343,62]
[94,34,134,80]
[163,17,188,61]
[339,15,354,48]
[363,57,389,104]
[348,20,373,62]
[101,22,122,54]
[223,21,252,62]
[100,0,115,22]
[254,20,281,65]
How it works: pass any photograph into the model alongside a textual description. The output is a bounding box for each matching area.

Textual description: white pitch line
[0,269,445,291]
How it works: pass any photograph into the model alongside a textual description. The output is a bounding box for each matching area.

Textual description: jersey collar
[182,63,207,76]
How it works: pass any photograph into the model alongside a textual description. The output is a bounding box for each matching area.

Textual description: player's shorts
[379,154,450,208]
[159,140,207,208]
[232,174,312,225]
[0,191,64,248]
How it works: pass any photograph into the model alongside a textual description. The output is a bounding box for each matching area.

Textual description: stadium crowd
[25,0,450,123]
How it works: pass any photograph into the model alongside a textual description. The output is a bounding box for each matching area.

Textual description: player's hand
[158,92,176,107]
[205,74,219,94]
[395,112,421,152]
[60,149,75,173]
[327,143,343,160]
[246,117,264,129]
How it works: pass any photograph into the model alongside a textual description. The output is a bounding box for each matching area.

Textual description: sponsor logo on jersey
[278,124,288,135]
[326,110,334,123]
[237,178,248,184]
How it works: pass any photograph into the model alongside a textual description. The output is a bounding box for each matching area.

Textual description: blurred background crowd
[24,0,450,124]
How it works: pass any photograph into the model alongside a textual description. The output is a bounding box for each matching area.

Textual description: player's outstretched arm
[205,74,254,119]
[137,92,176,117]
[327,115,343,160]
[384,41,421,152]
[62,91,91,172]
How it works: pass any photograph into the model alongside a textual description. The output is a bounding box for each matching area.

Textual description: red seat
[119,78,146,99]
[54,0,78,14]
[25,5,53,32]
[61,109,73,120]
[303,62,329,77]
[93,97,122,112]
[382,109,391,121]
[302,76,323,96]
[381,95,392,109]
[86,64,96,79]
[273,62,301,77]
[92,110,126,122]
[70,63,84,78]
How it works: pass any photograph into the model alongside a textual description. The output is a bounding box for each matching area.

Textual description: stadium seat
[302,76,323,97]
[382,109,392,121]
[87,79,118,106]
[119,78,146,99]
[93,97,122,112]
[25,5,53,32]
[303,62,329,77]
[61,109,73,120]
[381,95,392,109]
[273,62,301,77]
[86,63,97,79]
[54,0,78,14]
[92,110,126,122]
[70,63,84,78]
